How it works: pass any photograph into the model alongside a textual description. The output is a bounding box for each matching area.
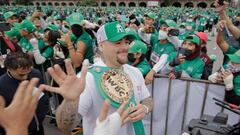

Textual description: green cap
[46,24,60,31]
[96,21,136,44]
[4,11,17,19]
[145,12,156,20]
[185,34,201,46]
[160,19,177,28]
[19,20,36,33]
[227,50,240,64]
[129,40,147,54]
[66,13,84,26]
[5,23,21,39]
[54,15,61,20]
[125,28,140,40]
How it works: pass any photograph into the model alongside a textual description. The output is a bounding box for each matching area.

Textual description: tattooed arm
[56,99,81,134]
[141,97,153,114]
[42,60,88,134]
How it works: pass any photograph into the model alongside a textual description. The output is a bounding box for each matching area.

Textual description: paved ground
[205,29,224,73]
[43,117,64,135]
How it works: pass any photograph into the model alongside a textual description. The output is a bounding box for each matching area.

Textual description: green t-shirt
[233,75,240,96]
[150,37,175,64]
[197,18,206,31]
[76,31,94,63]
[168,52,205,79]
[18,38,44,52]
[223,39,240,66]
[135,59,151,76]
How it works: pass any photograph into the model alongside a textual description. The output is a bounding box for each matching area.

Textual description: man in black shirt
[0,52,49,135]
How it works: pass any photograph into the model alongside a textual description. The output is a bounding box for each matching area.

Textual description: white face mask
[158,30,168,40]
[187,19,193,22]
[179,28,186,35]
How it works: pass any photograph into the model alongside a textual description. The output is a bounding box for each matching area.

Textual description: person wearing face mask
[144,20,176,85]
[161,34,204,79]
[208,50,240,105]
[128,40,151,77]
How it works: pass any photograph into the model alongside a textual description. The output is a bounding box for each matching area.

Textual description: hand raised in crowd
[60,33,73,48]
[169,54,185,67]
[169,72,177,80]
[214,0,229,13]
[43,59,88,101]
[0,78,42,135]
[216,20,227,31]
[93,100,130,135]
[32,10,43,19]
[221,70,234,90]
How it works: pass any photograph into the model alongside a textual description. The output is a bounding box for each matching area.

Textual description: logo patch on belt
[101,69,133,103]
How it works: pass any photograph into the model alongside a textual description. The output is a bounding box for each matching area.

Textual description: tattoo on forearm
[141,97,153,112]
[56,99,81,134]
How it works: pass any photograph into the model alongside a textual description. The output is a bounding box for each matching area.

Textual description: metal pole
[200,83,209,117]
[150,76,155,135]
[164,79,172,135]
[181,81,190,130]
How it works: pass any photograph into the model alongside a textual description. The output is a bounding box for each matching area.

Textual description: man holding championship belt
[44,21,153,135]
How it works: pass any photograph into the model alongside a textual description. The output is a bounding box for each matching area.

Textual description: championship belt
[89,66,145,135]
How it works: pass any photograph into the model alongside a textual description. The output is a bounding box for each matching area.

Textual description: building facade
[5,0,224,8]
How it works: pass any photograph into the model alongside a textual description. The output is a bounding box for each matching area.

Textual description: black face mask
[128,53,136,63]
[184,49,193,57]
[178,47,192,57]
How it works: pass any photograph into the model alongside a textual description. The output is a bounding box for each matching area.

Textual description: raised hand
[94,100,130,135]
[43,59,88,101]
[214,0,229,13]
[0,78,42,135]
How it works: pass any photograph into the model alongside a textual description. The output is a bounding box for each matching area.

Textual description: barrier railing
[44,71,239,134]
[143,74,240,135]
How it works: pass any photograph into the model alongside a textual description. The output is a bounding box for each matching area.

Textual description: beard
[116,49,128,65]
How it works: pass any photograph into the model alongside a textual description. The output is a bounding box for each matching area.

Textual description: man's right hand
[43,59,88,101]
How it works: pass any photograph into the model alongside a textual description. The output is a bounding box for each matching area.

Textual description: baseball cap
[145,12,156,20]
[66,13,84,26]
[160,19,177,28]
[129,40,147,54]
[4,11,17,20]
[196,32,208,43]
[97,22,136,44]
[19,19,36,33]
[184,34,201,46]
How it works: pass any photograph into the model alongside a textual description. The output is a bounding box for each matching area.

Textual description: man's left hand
[128,103,146,122]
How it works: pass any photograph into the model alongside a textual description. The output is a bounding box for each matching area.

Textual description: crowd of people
[0,0,240,135]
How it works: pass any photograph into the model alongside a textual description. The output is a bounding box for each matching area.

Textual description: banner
[147,1,159,7]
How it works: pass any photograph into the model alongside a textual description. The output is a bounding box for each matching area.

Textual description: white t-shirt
[77,59,150,135]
